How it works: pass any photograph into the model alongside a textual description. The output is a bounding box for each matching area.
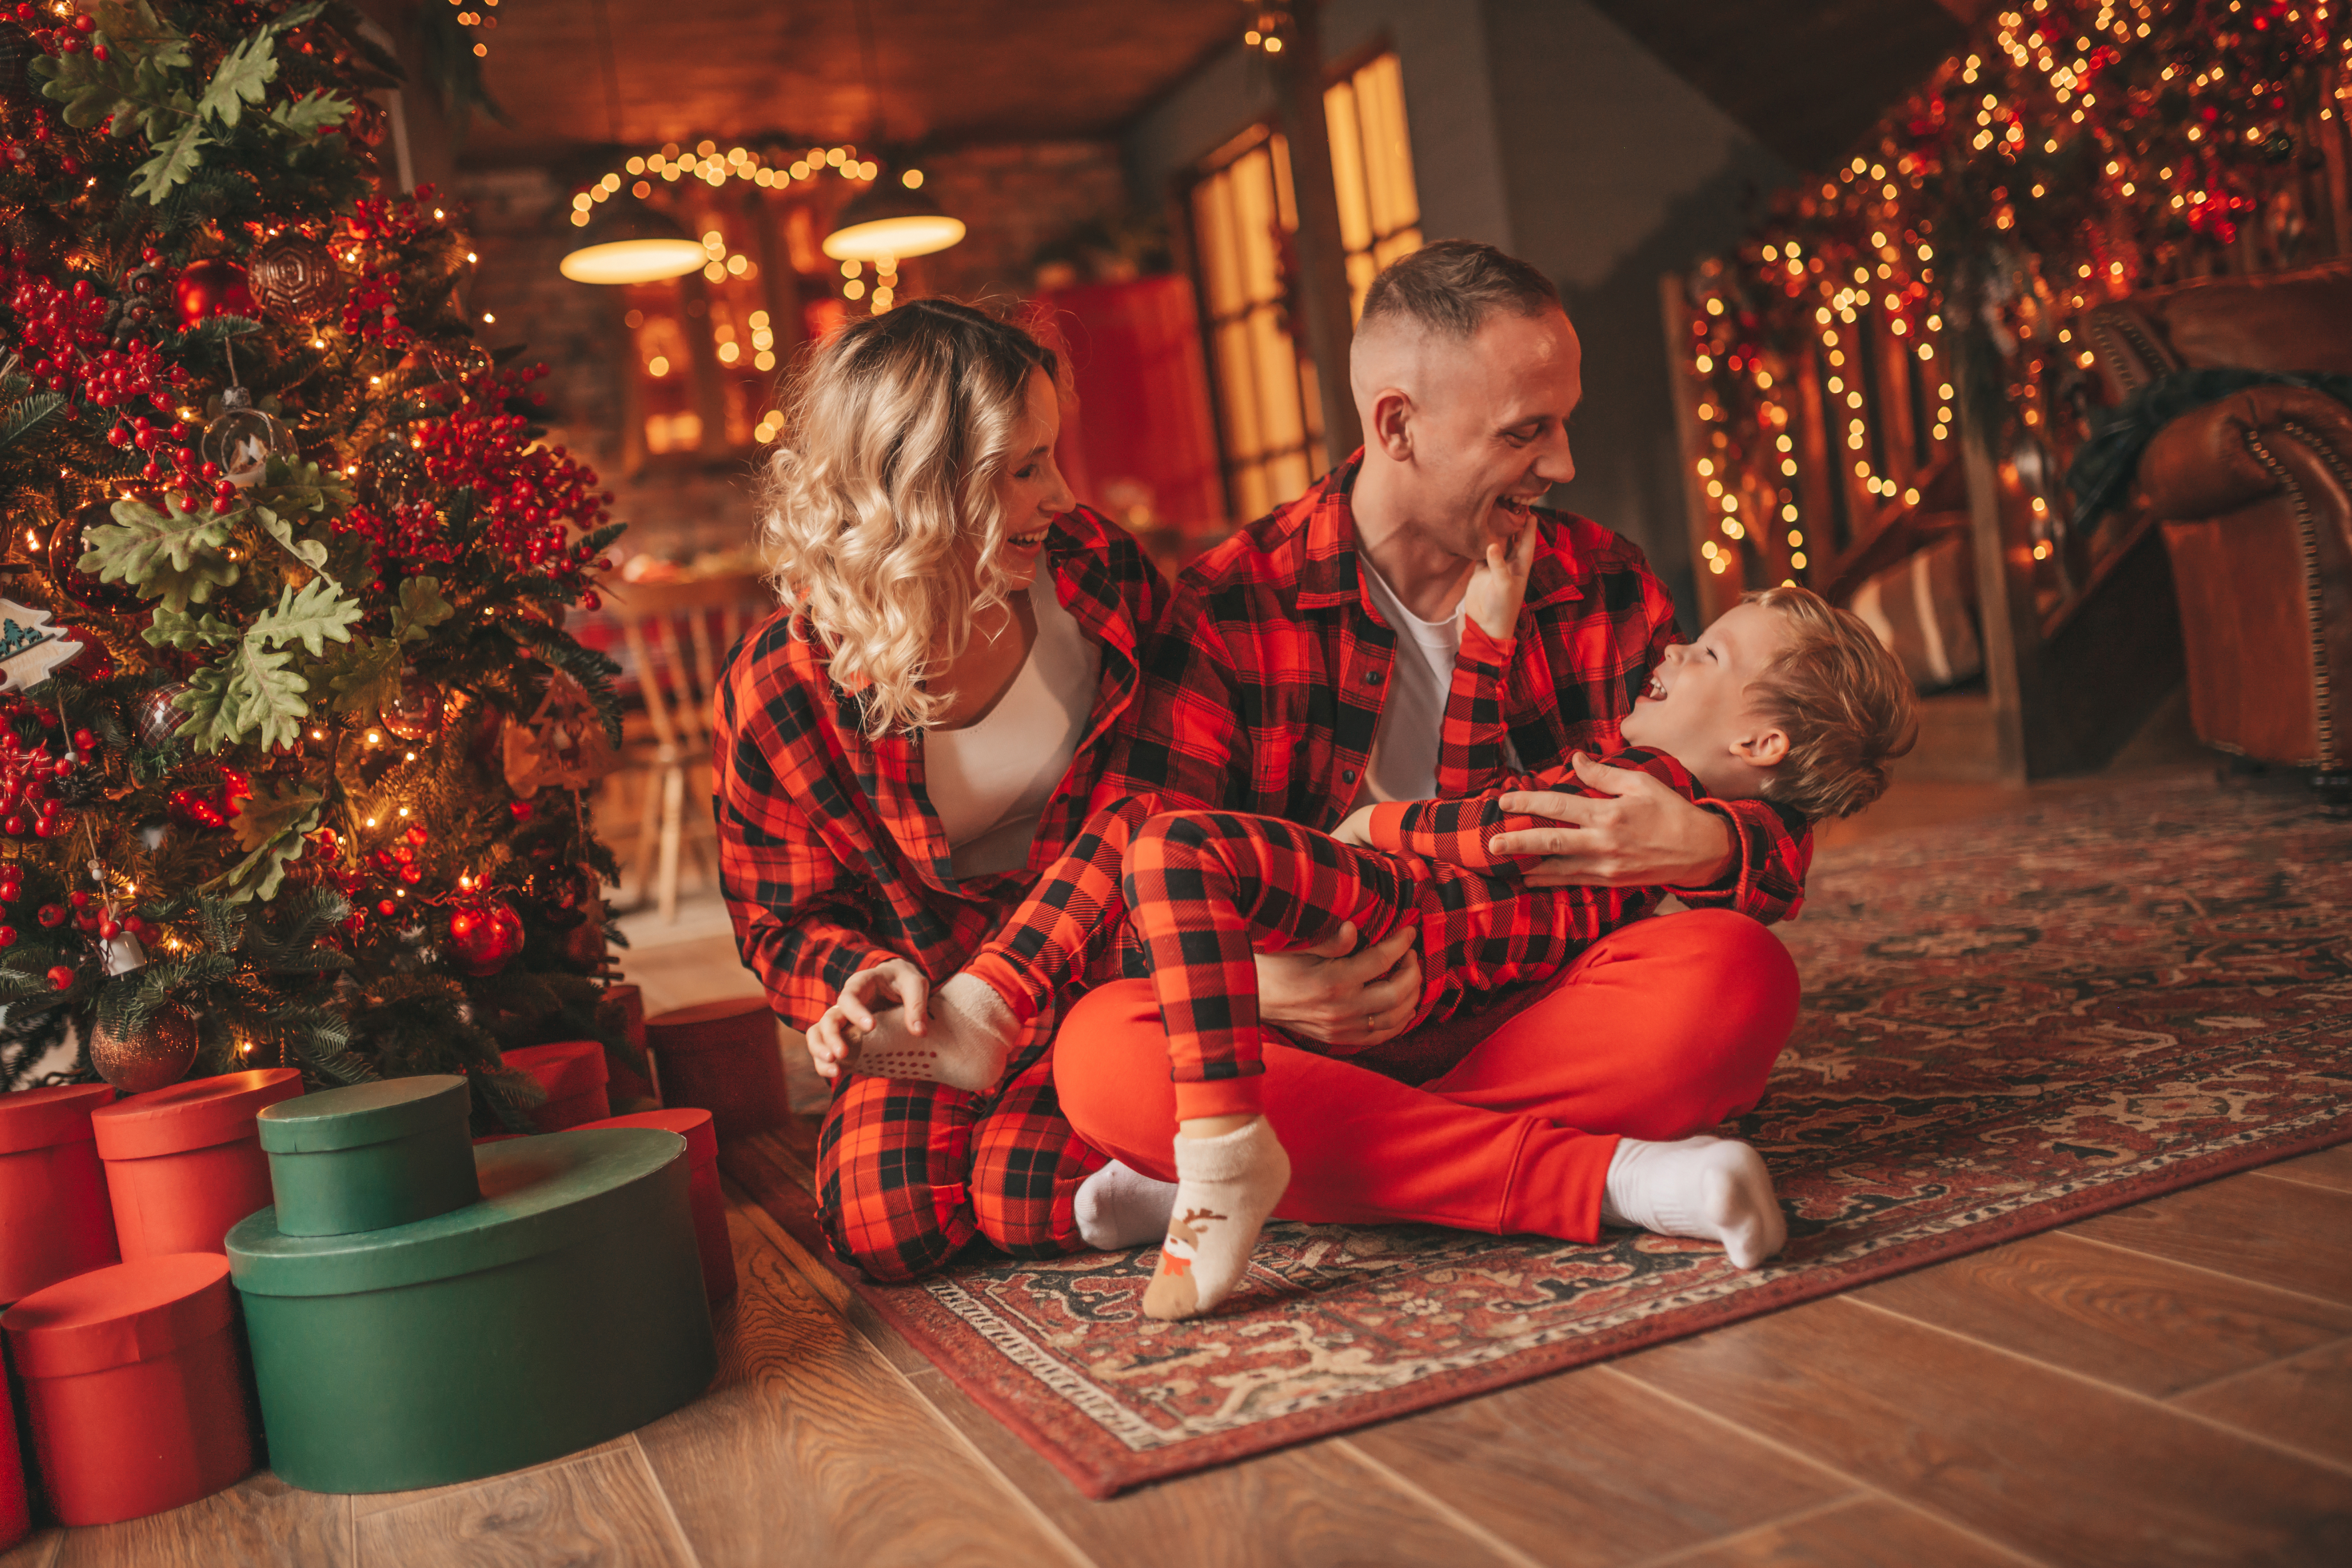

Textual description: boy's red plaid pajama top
[1122,749,1700,1122]
[971,453,1811,1246]
[714,509,1168,1282]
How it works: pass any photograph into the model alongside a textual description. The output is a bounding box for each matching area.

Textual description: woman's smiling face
[983,368,1075,590]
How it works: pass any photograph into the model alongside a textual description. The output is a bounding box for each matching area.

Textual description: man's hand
[1255,920,1421,1050]
[805,957,929,1081]
[1331,805,1378,847]
[1487,752,1737,889]
[1461,515,1539,644]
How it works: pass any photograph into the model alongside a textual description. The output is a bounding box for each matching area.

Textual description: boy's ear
[1729,725,1789,770]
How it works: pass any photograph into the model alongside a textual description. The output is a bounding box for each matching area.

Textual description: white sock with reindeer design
[1142,1116,1290,1321]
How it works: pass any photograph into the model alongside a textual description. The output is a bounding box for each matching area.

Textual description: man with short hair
[953,240,1811,1260]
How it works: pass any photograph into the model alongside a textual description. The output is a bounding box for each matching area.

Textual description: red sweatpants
[1051,907,1797,1244]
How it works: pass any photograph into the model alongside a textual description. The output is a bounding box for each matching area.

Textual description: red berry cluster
[341,363,612,582]
[8,3,99,63]
[0,716,79,842]
[4,259,183,416]
[332,187,451,347]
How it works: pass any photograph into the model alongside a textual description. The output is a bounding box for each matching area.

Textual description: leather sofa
[2084,263,2352,805]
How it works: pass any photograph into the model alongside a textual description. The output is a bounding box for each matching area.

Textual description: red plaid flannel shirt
[967,452,1812,1019]
[714,507,1168,1034]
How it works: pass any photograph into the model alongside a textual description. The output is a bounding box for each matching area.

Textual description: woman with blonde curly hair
[713,299,1182,1280]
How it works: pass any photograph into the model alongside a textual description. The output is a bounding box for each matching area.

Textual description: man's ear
[1728,724,1789,770]
[1370,387,1413,461]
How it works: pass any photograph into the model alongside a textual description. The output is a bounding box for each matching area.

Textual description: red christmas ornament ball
[173,259,256,329]
[447,897,525,977]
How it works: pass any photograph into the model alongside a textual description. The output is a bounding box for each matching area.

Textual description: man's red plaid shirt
[714,506,1168,1035]
[966,451,1813,1026]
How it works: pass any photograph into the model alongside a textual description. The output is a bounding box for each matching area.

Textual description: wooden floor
[8,766,2350,1566]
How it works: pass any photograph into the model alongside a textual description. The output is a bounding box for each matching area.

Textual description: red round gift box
[502,1042,611,1132]
[1,1253,253,1525]
[0,1084,121,1305]
[645,1000,788,1141]
[0,1355,25,1552]
[577,1108,735,1304]
[92,1069,304,1259]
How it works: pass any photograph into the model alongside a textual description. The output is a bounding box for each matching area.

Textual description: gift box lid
[226,1127,684,1299]
[576,1108,715,1168]
[0,1083,117,1155]
[644,998,774,1053]
[1,1253,235,1379]
[91,1068,304,1161]
[501,1041,608,1098]
[257,1075,468,1155]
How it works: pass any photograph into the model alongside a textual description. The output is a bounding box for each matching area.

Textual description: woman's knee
[815,1076,979,1283]
[968,1056,1101,1257]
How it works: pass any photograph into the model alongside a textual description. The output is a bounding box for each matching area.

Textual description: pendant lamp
[821,0,963,264]
[558,0,705,286]
[560,205,706,285]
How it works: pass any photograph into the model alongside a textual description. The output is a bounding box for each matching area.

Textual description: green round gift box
[226,1127,718,1494]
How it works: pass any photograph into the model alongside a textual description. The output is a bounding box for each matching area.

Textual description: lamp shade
[560,205,707,286]
[822,185,966,262]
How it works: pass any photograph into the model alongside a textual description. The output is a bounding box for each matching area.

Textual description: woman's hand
[806,958,930,1081]
[1330,805,1379,848]
[1461,515,1540,644]
[1255,920,1422,1050]
[1488,753,1738,888]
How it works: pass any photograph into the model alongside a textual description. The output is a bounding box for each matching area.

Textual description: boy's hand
[1331,805,1378,847]
[1462,515,1539,644]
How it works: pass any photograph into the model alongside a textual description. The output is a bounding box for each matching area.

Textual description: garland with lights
[1681,0,2351,600]
[0,0,635,1123]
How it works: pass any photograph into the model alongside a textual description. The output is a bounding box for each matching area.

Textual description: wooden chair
[607,572,774,922]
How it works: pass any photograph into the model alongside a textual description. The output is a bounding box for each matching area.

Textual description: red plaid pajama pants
[814,1024,1106,1283]
[1123,809,1651,1121]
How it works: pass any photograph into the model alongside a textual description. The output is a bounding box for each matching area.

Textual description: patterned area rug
[722,769,2352,1497]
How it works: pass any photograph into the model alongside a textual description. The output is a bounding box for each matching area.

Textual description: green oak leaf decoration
[79,496,241,611]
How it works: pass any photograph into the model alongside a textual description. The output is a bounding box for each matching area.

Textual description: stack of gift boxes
[0,994,777,1536]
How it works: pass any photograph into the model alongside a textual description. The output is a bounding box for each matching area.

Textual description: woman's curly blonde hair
[760,299,1061,737]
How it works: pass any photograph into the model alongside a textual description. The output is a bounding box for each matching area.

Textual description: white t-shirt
[1356,558,1463,805]
[921,580,1100,879]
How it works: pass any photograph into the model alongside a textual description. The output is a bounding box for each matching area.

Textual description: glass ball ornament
[200,387,288,489]
[381,672,444,743]
[46,502,150,613]
[136,682,193,748]
[446,897,525,977]
[249,233,345,324]
[89,1004,199,1092]
[362,434,430,510]
[172,259,256,328]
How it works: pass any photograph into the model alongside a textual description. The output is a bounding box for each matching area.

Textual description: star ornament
[0,599,84,693]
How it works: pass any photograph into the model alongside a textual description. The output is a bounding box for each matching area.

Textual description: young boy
[827,583,1916,1319]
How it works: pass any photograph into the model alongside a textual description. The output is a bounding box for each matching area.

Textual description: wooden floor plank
[2172,1339,2352,1470]
[900,1363,1518,1568]
[0,1531,58,1568]
[348,1437,636,1519]
[2252,1144,2352,1194]
[50,1472,351,1568]
[1653,1494,2036,1568]
[632,1212,1087,1568]
[354,1446,692,1568]
[1337,1363,1853,1567]
[1611,1295,2352,1568]
[2064,1172,2352,1305]
[1851,1230,2352,1397]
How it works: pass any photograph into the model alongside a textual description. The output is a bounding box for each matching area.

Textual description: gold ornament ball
[89,1005,199,1093]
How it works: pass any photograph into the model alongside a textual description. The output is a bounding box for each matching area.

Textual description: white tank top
[922,579,1100,879]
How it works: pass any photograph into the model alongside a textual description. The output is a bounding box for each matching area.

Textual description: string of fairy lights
[1682,0,2351,598]
[447,0,494,61]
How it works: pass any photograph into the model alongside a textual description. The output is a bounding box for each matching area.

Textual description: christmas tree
[0,0,632,1127]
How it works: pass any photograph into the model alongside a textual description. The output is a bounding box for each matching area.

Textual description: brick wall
[455,141,1127,566]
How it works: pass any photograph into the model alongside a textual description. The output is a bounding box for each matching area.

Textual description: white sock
[1073,1160,1179,1251]
[849,973,1018,1094]
[1143,1117,1290,1321]
[1599,1135,1786,1270]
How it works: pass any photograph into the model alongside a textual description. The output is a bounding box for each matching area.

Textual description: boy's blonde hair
[1743,585,1920,820]
[760,299,1061,737]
